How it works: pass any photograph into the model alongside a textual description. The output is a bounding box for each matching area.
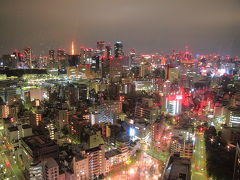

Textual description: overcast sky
[0,0,240,56]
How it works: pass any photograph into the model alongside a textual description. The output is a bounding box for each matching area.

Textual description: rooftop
[22,135,57,150]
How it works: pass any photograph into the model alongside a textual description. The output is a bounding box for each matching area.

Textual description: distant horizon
[1,0,239,56]
[1,41,239,57]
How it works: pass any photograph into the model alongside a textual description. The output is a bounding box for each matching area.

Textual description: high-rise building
[86,144,106,179]
[49,50,55,62]
[114,41,124,58]
[96,41,105,55]
[91,55,101,72]
[24,47,32,68]
[105,45,112,59]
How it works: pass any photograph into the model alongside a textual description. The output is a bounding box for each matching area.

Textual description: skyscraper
[49,50,55,62]
[97,41,105,55]
[24,47,32,68]
[114,41,124,58]
[105,45,112,60]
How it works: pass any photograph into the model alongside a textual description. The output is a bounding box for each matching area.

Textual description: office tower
[24,47,32,68]
[91,55,101,72]
[97,41,105,55]
[105,45,112,59]
[49,50,55,62]
[57,49,68,69]
[114,41,124,58]
[68,54,80,67]
[129,48,136,65]
[57,49,66,61]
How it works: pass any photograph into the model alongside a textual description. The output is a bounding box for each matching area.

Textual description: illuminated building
[68,54,80,67]
[69,113,90,137]
[29,89,44,101]
[96,41,105,55]
[105,145,128,172]
[135,106,159,122]
[221,127,240,145]
[109,59,123,81]
[86,145,106,179]
[133,80,153,92]
[170,139,193,158]
[164,93,183,116]
[28,158,59,180]
[226,106,240,127]
[49,50,55,62]
[80,47,93,64]
[24,47,32,68]
[6,124,32,144]
[73,155,89,180]
[114,41,124,58]
[91,101,122,124]
[66,66,79,77]
[91,55,101,72]
[165,66,180,82]
[152,118,164,143]
[58,109,70,128]
[0,105,9,118]
[0,87,19,104]
[129,48,136,62]
[47,123,55,140]
[233,142,240,180]
[30,112,42,127]
[105,45,112,59]
[57,49,68,68]
[45,158,59,180]
[121,83,135,95]
[28,160,44,180]
[140,63,151,77]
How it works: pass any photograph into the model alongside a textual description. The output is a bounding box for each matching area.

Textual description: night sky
[0,0,240,56]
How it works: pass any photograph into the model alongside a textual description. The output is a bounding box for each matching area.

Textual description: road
[191,132,208,180]
[0,130,25,180]
[106,152,162,180]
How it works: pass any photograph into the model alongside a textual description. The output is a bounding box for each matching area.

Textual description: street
[0,130,25,180]
[191,132,208,180]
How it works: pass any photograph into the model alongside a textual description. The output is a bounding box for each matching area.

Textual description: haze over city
[1,0,240,55]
